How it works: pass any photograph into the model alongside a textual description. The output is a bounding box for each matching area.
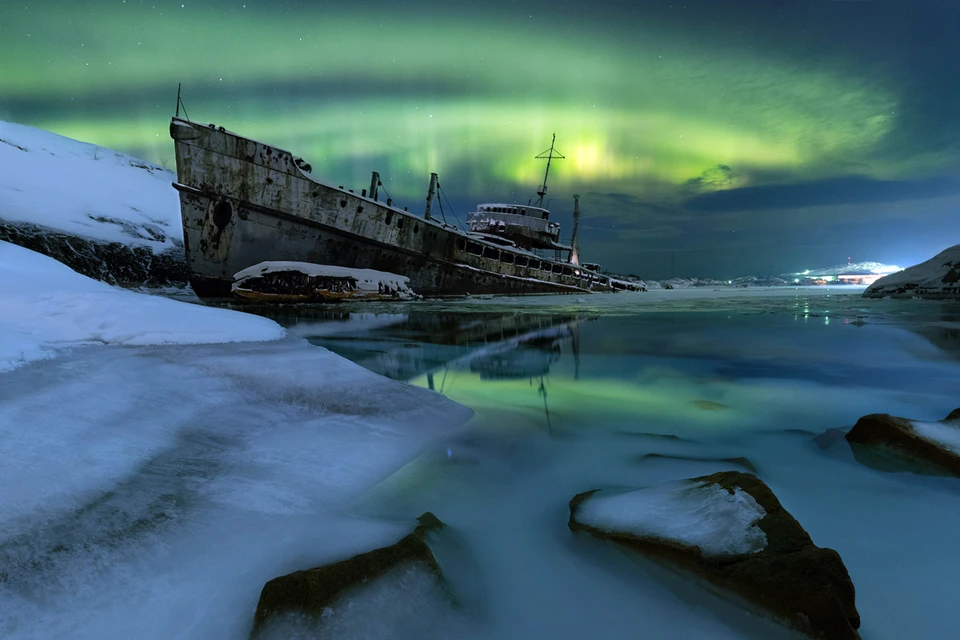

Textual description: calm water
[5,288,960,640]
[255,289,960,640]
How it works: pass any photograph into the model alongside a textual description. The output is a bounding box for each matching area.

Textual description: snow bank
[0,241,284,372]
[576,480,768,556]
[863,245,960,300]
[0,120,180,251]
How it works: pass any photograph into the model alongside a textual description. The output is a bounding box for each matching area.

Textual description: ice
[575,481,768,556]
[4,280,960,640]
[0,241,285,371]
[911,420,960,456]
[256,562,468,640]
[0,337,473,640]
[0,120,180,250]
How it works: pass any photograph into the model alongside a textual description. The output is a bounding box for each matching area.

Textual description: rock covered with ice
[569,471,861,640]
[233,261,419,302]
[845,408,960,476]
[253,512,449,637]
[0,241,284,372]
[862,245,960,300]
[0,120,186,286]
[573,478,769,557]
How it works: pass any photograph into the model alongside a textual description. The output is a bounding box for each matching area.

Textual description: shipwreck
[170,114,641,298]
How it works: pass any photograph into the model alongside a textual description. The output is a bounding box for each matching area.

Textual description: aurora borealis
[3,0,959,277]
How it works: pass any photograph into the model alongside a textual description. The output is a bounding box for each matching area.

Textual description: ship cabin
[465,203,568,252]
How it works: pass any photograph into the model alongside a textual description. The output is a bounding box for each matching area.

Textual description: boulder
[844,409,960,477]
[569,471,860,640]
[251,512,446,635]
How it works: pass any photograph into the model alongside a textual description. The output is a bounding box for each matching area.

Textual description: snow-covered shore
[0,241,473,639]
[0,241,284,372]
[0,120,185,286]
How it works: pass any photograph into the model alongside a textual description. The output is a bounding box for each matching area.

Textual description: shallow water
[289,288,960,639]
[3,287,959,639]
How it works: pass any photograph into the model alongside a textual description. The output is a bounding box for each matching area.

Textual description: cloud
[683,164,736,194]
[682,175,960,212]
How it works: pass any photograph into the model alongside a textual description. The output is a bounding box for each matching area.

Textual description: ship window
[467,242,483,256]
[397,217,404,229]
[528,259,540,270]
[562,266,574,277]
[340,199,347,208]
[515,257,528,267]
[501,252,515,265]
[385,211,393,225]
[413,224,419,234]
[457,238,467,251]
[552,264,563,274]
[482,246,499,260]
[521,209,526,216]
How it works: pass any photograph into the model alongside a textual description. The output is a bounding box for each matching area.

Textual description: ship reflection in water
[268,307,585,430]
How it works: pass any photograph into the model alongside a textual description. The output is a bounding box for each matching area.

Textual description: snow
[911,420,960,456]
[0,339,472,639]
[234,261,416,297]
[0,120,181,251]
[575,480,768,556]
[0,241,285,372]
[864,245,960,299]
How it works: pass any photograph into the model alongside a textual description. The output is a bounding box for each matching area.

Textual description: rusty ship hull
[170,118,625,298]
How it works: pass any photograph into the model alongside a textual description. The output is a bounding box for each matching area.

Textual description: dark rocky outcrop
[569,472,860,640]
[251,512,446,636]
[845,410,960,477]
[0,220,187,287]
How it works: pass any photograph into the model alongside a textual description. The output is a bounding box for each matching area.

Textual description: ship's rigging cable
[377,179,396,208]
[436,182,464,229]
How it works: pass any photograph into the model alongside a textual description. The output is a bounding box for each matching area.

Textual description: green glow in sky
[3,1,957,276]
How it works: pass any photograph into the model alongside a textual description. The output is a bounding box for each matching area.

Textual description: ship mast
[569,194,581,266]
[534,134,564,208]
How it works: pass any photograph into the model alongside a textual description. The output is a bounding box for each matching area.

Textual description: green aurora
[2,0,958,276]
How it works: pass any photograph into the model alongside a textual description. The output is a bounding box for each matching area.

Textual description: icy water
[3,287,960,639]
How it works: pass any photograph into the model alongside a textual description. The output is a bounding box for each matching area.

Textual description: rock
[845,409,960,477]
[569,471,860,640]
[0,220,187,288]
[251,513,446,636]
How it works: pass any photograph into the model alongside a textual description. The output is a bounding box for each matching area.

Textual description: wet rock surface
[845,409,960,477]
[0,221,187,288]
[569,471,861,640]
[251,513,448,637]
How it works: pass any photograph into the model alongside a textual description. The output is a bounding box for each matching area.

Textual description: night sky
[3,0,958,278]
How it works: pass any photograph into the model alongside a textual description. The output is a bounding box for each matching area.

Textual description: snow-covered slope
[863,245,960,300]
[0,121,185,286]
[0,241,284,373]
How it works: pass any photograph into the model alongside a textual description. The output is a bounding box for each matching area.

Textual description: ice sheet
[576,481,768,556]
[0,338,473,639]
[0,241,285,371]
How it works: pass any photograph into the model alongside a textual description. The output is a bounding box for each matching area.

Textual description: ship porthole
[213,200,232,228]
